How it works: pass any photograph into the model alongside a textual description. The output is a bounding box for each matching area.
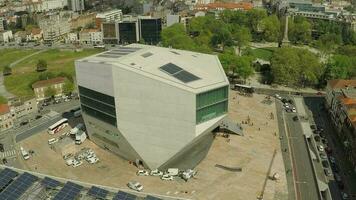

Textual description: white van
[48,138,58,145]
[20,147,30,160]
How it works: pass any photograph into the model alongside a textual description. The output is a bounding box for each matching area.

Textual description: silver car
[127,181,143,192]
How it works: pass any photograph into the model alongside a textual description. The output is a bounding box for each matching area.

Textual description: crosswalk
[0,150,17,159]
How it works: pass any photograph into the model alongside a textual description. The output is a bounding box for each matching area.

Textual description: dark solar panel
[53,181,83,200]
[113,191,137,200]
[87,186,109,199]
[0,172,38,200]
[41,177,60,189]
[160,63,183,75]
[0,168,18,191]
[173,70,200,83]
[170,51,180,55]
[145,195,163,200]
[96,54,122,58]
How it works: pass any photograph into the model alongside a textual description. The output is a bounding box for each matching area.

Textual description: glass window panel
[80,95,116,116]
[78,86,115,106]
[82,105,117,127]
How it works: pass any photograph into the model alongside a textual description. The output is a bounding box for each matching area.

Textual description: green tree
[247,9,267,34]
[63,80,74,95]
[289,16,312,44]
[36,59,47,72]
[324,55,355,80]
[3,66,12,76]
[38,72,55,80]
[315,33,342,54]
[219,50,254,79]
[161,23,196,50]
[260,15,280,42]
[232,26,252,54]
[45,87,57,98]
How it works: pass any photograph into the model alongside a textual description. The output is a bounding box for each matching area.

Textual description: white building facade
[75,44,229,170]
[0,30,13,43]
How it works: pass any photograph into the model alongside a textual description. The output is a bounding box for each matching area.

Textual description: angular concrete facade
[75,44,229,170]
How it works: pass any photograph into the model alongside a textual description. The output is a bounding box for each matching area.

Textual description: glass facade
[79,86,117,127]
[196,86,228,124]
[119,22,137,44]
[140,18,162,45]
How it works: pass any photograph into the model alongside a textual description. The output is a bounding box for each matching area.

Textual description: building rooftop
[0,104,10,115]
[328,79,356,89]
[32,77,66,89]
[195,2,253,11]
[77,44,228,93]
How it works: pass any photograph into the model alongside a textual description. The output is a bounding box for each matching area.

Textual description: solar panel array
[97,47,141,58]
[0,172,38,200]
[87,186,109,199]
[160,63,200,83]
[53,181,83,200]
[41,177,60,189]
[0,168,18,191]
[113,191,137,200]
[145,195,163,200]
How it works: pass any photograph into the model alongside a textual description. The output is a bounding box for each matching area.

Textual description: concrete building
[118,20,139,44]
[25,0,67,12]
[39,14,70,42]
[96,9,122,29]
[325,79,356,170]
[0,17,4,31]
[166,14,180,27]
[32,77,66,101]
[79,28,102,44]
[8,97,38,119]
[68,0,84,12]
[66,32,78,43]
[0,30,13,43]
[75,44,229,170]
[0,104,13,132]
[102,22,118,44]
[138,17,162,45]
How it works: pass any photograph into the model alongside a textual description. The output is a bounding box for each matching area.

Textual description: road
[304,97,356,200]
[276,98,320,200]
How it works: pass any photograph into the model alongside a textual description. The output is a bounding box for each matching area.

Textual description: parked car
[319,153,327,159]
[161,174,174,181]
[72,159,83,168]
[136,170,149,176]
[324,169,332,177]
[292,107,297,113]
[288,99,294,105]
[314,135,321,142]
[48,138,58,145]
[63,153,73,160]
[150,169,163,176]
[127,181,143,192]
[275,94,282,100]
[317,145,324,152]
[86,156,99,164]
[20,121,29,126]
[282,98,288,103]
[293,116,299,121]
[35,115,42,120]
[0,143,4,152]
[322,160,329,168]
[2,158,7,164]
[310,125,317,130]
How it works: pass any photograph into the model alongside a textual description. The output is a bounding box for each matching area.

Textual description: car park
[322,160,329,168]
[150,169,163,176]
[127,181,143,192]
[161,174,174,181]
[136,170,149,176]
[324,169,332,177]
[317,145,324,152]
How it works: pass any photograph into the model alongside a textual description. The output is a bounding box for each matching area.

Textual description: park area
[17,91,288,200]
[2,48,102,97]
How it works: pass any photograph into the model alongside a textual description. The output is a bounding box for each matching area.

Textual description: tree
[3,66,12,76]
[247,9,267,34]
[324,55,355,80]
[260,15,280,42]
[63,80,74,95]
[219,50,254,79]
[161,23,196,51]
[315,33,342,54]
[232,26,252,54]
[289,16,312,44]
[45,87,57,98]
[36,59,47,72]
[211,26,233,50]
[38,72,55,80]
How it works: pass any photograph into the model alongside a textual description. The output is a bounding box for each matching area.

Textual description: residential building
[79,29,102,44]
[70,13,96,30]
[96,9,122,29]
[102,22,118,44]
[14,31,27,43]
[0,30,13,43]
[32,77,66,101]
[8,97,38,119]
[0,17,5,31]
[0,104,13,132]
[25,0,67,12]
[28,28,43,41]
[75,44,229,170]
[68,0,84,12]
[66,32,78,43]
[39,14,70,42]
[194,2,253,11]
[325,79,356,170]
[138,17,162,45]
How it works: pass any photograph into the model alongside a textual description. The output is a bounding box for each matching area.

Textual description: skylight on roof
[141,52,153,58]
[159,63,200,83]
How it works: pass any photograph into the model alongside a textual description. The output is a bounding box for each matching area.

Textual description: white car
[284,103,290,109]
[318,145,324,152]
[87,157,99,164]
[275,94,282,100]
[65,158,74,166]
[161,174,174,181]
[48,138,58,145]
[127,181,143,192]
[136,170,149,176]
[292,107,297,113]
[72,160,83,168]
[150,169,163,176]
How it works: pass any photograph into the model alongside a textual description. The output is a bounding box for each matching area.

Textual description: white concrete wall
[75,61,114,96]
[113,66,196,169]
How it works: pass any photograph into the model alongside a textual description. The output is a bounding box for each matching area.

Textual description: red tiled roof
[0,104,10,115]
[328,79,356,89]
[195,2,253,11]
[31,28,42,35]
[32,77,66,89]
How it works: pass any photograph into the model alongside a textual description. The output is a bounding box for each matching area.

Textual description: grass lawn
[4,48,103,97]
[0,95,7,104]
[249,48,276,61]
[0,49,39,71]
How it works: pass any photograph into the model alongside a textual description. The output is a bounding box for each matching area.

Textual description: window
[196,86,228,124]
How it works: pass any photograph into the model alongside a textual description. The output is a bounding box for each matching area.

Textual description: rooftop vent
[141,52,153,58]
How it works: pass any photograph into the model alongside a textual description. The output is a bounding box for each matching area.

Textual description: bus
[48,118,68,134]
